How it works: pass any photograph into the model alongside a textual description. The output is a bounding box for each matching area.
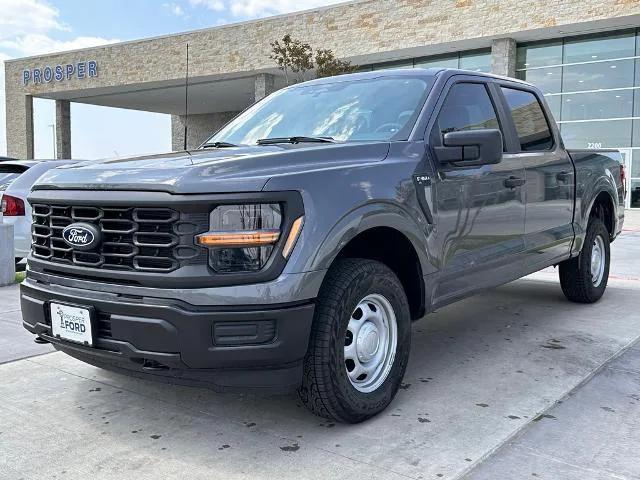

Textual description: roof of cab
[289,67,536,90]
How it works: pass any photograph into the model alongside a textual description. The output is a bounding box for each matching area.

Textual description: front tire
[298,259,411,423]
[559,217,610,303]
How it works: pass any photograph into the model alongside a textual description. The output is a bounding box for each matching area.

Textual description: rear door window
[501,87,554,151]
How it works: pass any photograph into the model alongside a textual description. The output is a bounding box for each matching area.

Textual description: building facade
[4,0,640,207]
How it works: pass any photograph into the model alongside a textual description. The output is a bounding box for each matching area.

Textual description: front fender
[302,201,433,274]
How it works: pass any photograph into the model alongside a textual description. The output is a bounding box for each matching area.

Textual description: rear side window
[0,166,27,192]
[434,83,501,140]
[501,87,553,151]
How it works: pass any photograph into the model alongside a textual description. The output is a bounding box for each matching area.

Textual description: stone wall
[171,112,239,150]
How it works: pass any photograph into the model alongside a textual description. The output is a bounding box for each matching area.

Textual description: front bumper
[21,279,315,393]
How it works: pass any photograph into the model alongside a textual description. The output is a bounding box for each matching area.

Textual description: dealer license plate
[50,302,94,346]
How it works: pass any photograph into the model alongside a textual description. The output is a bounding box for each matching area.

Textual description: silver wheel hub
[344,293,398,393]
[591,235,605,287]
[356,322,380,362]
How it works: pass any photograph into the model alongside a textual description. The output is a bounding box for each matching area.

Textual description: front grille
[32,204,207,273]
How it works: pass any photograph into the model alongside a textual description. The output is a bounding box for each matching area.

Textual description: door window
[501,87,554,151]
[433,82,502,144]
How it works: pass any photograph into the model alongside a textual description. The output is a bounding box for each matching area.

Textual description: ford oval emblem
[62,223,101,251]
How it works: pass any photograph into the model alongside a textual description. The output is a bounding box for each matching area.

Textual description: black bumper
[21,281,315,393]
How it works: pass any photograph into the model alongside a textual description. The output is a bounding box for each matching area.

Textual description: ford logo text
[62,223,101,251]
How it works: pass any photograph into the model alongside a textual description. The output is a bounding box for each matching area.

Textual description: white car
[1,160,76,264]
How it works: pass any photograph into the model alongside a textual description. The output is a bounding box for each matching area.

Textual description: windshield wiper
[201,141,239,148]
[256,136,336,145]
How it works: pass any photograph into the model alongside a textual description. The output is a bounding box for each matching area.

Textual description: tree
[315,49,357,78]
[269,34,313,85]
[269,35,357,85]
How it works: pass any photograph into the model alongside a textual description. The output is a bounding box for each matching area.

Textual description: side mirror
[435,129,503,166]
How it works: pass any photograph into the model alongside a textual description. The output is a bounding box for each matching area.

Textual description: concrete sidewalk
[0,283,52,365]
[466,342,640,479]
[1,213,639,480]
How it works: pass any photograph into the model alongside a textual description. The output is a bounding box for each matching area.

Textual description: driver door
[428,80,526,304]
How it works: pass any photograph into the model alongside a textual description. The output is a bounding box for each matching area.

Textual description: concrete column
[6,93,34,159]
[55,99,71,159]
[0,222,16,286]
[491,38,517,78]
[254,73,276,102]
[171,115,186,151]
[171,112,240,151]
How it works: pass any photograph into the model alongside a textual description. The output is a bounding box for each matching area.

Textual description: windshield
[205,76,433,145]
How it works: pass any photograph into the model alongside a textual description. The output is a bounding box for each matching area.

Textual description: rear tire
[559,217,610,303]
[298,259,411,423]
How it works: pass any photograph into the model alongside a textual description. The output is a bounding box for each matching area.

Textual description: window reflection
[560,120,632,149]
[633,120,640,149]
[502,88,553,151]
[632,149,640,177]
[414,55,458,69]
[544,95,561,120]
[371,60,413,71]
[563,31,635,64]
[517,67,562,94]
[562,59,635,92]
[631,180,640,209]
[459,52,491,72]
[516,41,562,69]
[560,90,633,121]
[435,83,500,135]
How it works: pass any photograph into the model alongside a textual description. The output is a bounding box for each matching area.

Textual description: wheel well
[335,227,425,320]
[590,191,615,238]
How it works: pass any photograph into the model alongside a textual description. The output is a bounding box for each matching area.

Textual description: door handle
[556,171,571,182]
[504,176,526,188]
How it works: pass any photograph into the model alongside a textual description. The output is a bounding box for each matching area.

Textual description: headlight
[196,203,303,273]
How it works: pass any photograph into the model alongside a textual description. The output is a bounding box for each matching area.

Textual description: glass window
[516,67,562,94]
[0,172,21,192]
[433,83,501,140]
[371,60,413,71]
[208,76,434,144]
[545,95,562,121]
[459,51,491,73]
[633,120,640,148]
[516,41,563,69]
[631,180,640,209]
[414,55,458,69]
[560,120,632,149]
[563,31,636,64]
[631,149,640,178]
[501,87,553,151]
[560,90,634,121]
[634,87,640,116]
[562,59,635,92]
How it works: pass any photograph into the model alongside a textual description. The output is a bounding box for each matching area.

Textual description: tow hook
[34,336,49,344]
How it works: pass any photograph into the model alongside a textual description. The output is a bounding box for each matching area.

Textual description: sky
[0,0,345,159]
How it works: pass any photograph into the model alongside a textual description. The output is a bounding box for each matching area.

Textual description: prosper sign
[22,60,98,86]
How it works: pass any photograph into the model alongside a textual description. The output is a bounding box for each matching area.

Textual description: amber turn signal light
[196,229,280,248]
[282,216,304,258]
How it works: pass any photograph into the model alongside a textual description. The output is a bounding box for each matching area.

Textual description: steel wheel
[591,234,606,287]
[344,293,398,393]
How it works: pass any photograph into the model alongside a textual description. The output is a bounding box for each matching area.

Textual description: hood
[33,142,390,194]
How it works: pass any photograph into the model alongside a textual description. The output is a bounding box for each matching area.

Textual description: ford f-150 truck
[21,68,625,423]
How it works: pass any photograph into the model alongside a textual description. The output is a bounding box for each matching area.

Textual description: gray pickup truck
[21,68,625,423]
